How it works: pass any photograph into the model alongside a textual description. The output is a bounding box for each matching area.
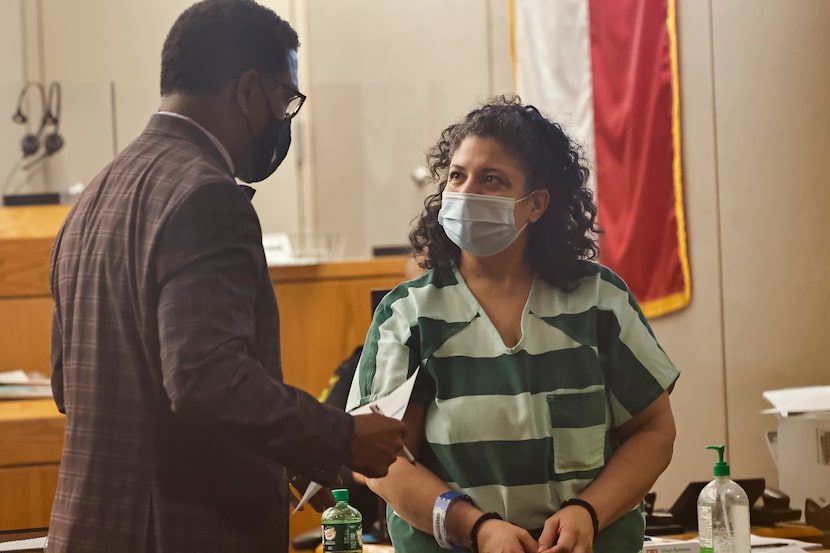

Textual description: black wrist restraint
[470,512,503,553]
[559,498,599,542]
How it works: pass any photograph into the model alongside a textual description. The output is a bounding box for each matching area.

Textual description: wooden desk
[665,523,830,548]
[312,538,830,553]
[752,523,827,543]
[315,544,392,553]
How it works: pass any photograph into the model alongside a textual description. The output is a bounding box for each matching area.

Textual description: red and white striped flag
[511,0,690,318]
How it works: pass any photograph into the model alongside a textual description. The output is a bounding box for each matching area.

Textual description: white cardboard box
[763,386,830,517]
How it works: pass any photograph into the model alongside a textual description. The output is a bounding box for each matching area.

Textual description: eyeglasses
[271,80,306,120]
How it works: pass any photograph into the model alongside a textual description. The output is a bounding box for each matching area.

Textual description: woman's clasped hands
[474,506,595,553]
[536,505,595,553]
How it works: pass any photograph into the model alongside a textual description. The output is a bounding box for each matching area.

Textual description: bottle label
[698,505,714,553]
[322,522,363,552]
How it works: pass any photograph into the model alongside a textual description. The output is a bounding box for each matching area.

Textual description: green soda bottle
[321,488,363,553]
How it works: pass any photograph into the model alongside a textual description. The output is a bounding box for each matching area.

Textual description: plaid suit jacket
[47,114,353,553]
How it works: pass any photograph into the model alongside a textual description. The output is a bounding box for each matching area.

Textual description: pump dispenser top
[706,445,730,477]
[697,444,750,553]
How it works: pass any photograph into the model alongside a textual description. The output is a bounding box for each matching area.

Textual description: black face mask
[241,116,291,183]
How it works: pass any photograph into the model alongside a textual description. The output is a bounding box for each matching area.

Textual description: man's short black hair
[160,0,299,95]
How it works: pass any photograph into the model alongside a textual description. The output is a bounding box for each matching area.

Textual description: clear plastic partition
[310,80,500,259]
[0,81,115,206]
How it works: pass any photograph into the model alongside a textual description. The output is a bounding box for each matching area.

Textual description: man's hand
[537,505,595,553]
[287,473,337,513]
[348,413,407,478]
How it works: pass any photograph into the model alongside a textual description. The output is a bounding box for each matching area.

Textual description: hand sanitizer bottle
[697,445,750,553]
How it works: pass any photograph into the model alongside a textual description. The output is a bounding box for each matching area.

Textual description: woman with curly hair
[347,96,679,553]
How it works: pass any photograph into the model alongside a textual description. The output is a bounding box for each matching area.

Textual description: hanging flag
[511,0,690,318]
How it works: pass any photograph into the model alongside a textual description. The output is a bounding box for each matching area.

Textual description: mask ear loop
[514,190,536,204]
[513,190,537,232]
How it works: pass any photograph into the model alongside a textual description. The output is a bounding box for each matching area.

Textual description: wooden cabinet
[0,206,70,376]
[273,259,406,397]
[0,205,407,547]
[0,399,63,531]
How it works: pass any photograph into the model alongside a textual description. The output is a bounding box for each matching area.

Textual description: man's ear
[235,69,260,116]
[528,188,550,223]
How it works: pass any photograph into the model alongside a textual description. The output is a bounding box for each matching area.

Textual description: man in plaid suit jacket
[47,2,406,551]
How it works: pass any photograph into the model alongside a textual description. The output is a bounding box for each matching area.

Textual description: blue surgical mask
[438,191,532,256]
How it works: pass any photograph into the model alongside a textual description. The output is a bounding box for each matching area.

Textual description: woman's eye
[448,171,462,181]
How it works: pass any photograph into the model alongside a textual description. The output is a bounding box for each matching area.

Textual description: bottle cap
[706,445,730,477]
[332,488,350,503]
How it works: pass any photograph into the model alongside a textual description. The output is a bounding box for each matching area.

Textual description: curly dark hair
[409,95,602,292]
[160,0,299,95]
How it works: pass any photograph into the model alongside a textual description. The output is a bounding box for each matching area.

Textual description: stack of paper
[643,534,822,553]
[0,535,47,552]
[0,370,52,399]
[643,536,697,553]
[750,534,823,552]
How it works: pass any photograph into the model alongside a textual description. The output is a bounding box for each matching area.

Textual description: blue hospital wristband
[432,491,473,550]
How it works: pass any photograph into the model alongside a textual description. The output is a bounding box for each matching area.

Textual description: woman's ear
[527,189,550,223]
[234,69,260,116]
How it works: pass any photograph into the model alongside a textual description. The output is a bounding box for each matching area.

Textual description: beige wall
[710,0,830,485]
[650,0,830,508]
[1,1,25,194]
[648,0,728,506]
[2,0,828,513]
[0,4,23,83]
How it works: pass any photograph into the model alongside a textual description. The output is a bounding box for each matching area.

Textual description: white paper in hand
[291,368,420,515]
[291,481,322,515]
[347,367,419,420]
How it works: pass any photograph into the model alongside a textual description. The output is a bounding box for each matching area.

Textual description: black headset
[11,81,64,158]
